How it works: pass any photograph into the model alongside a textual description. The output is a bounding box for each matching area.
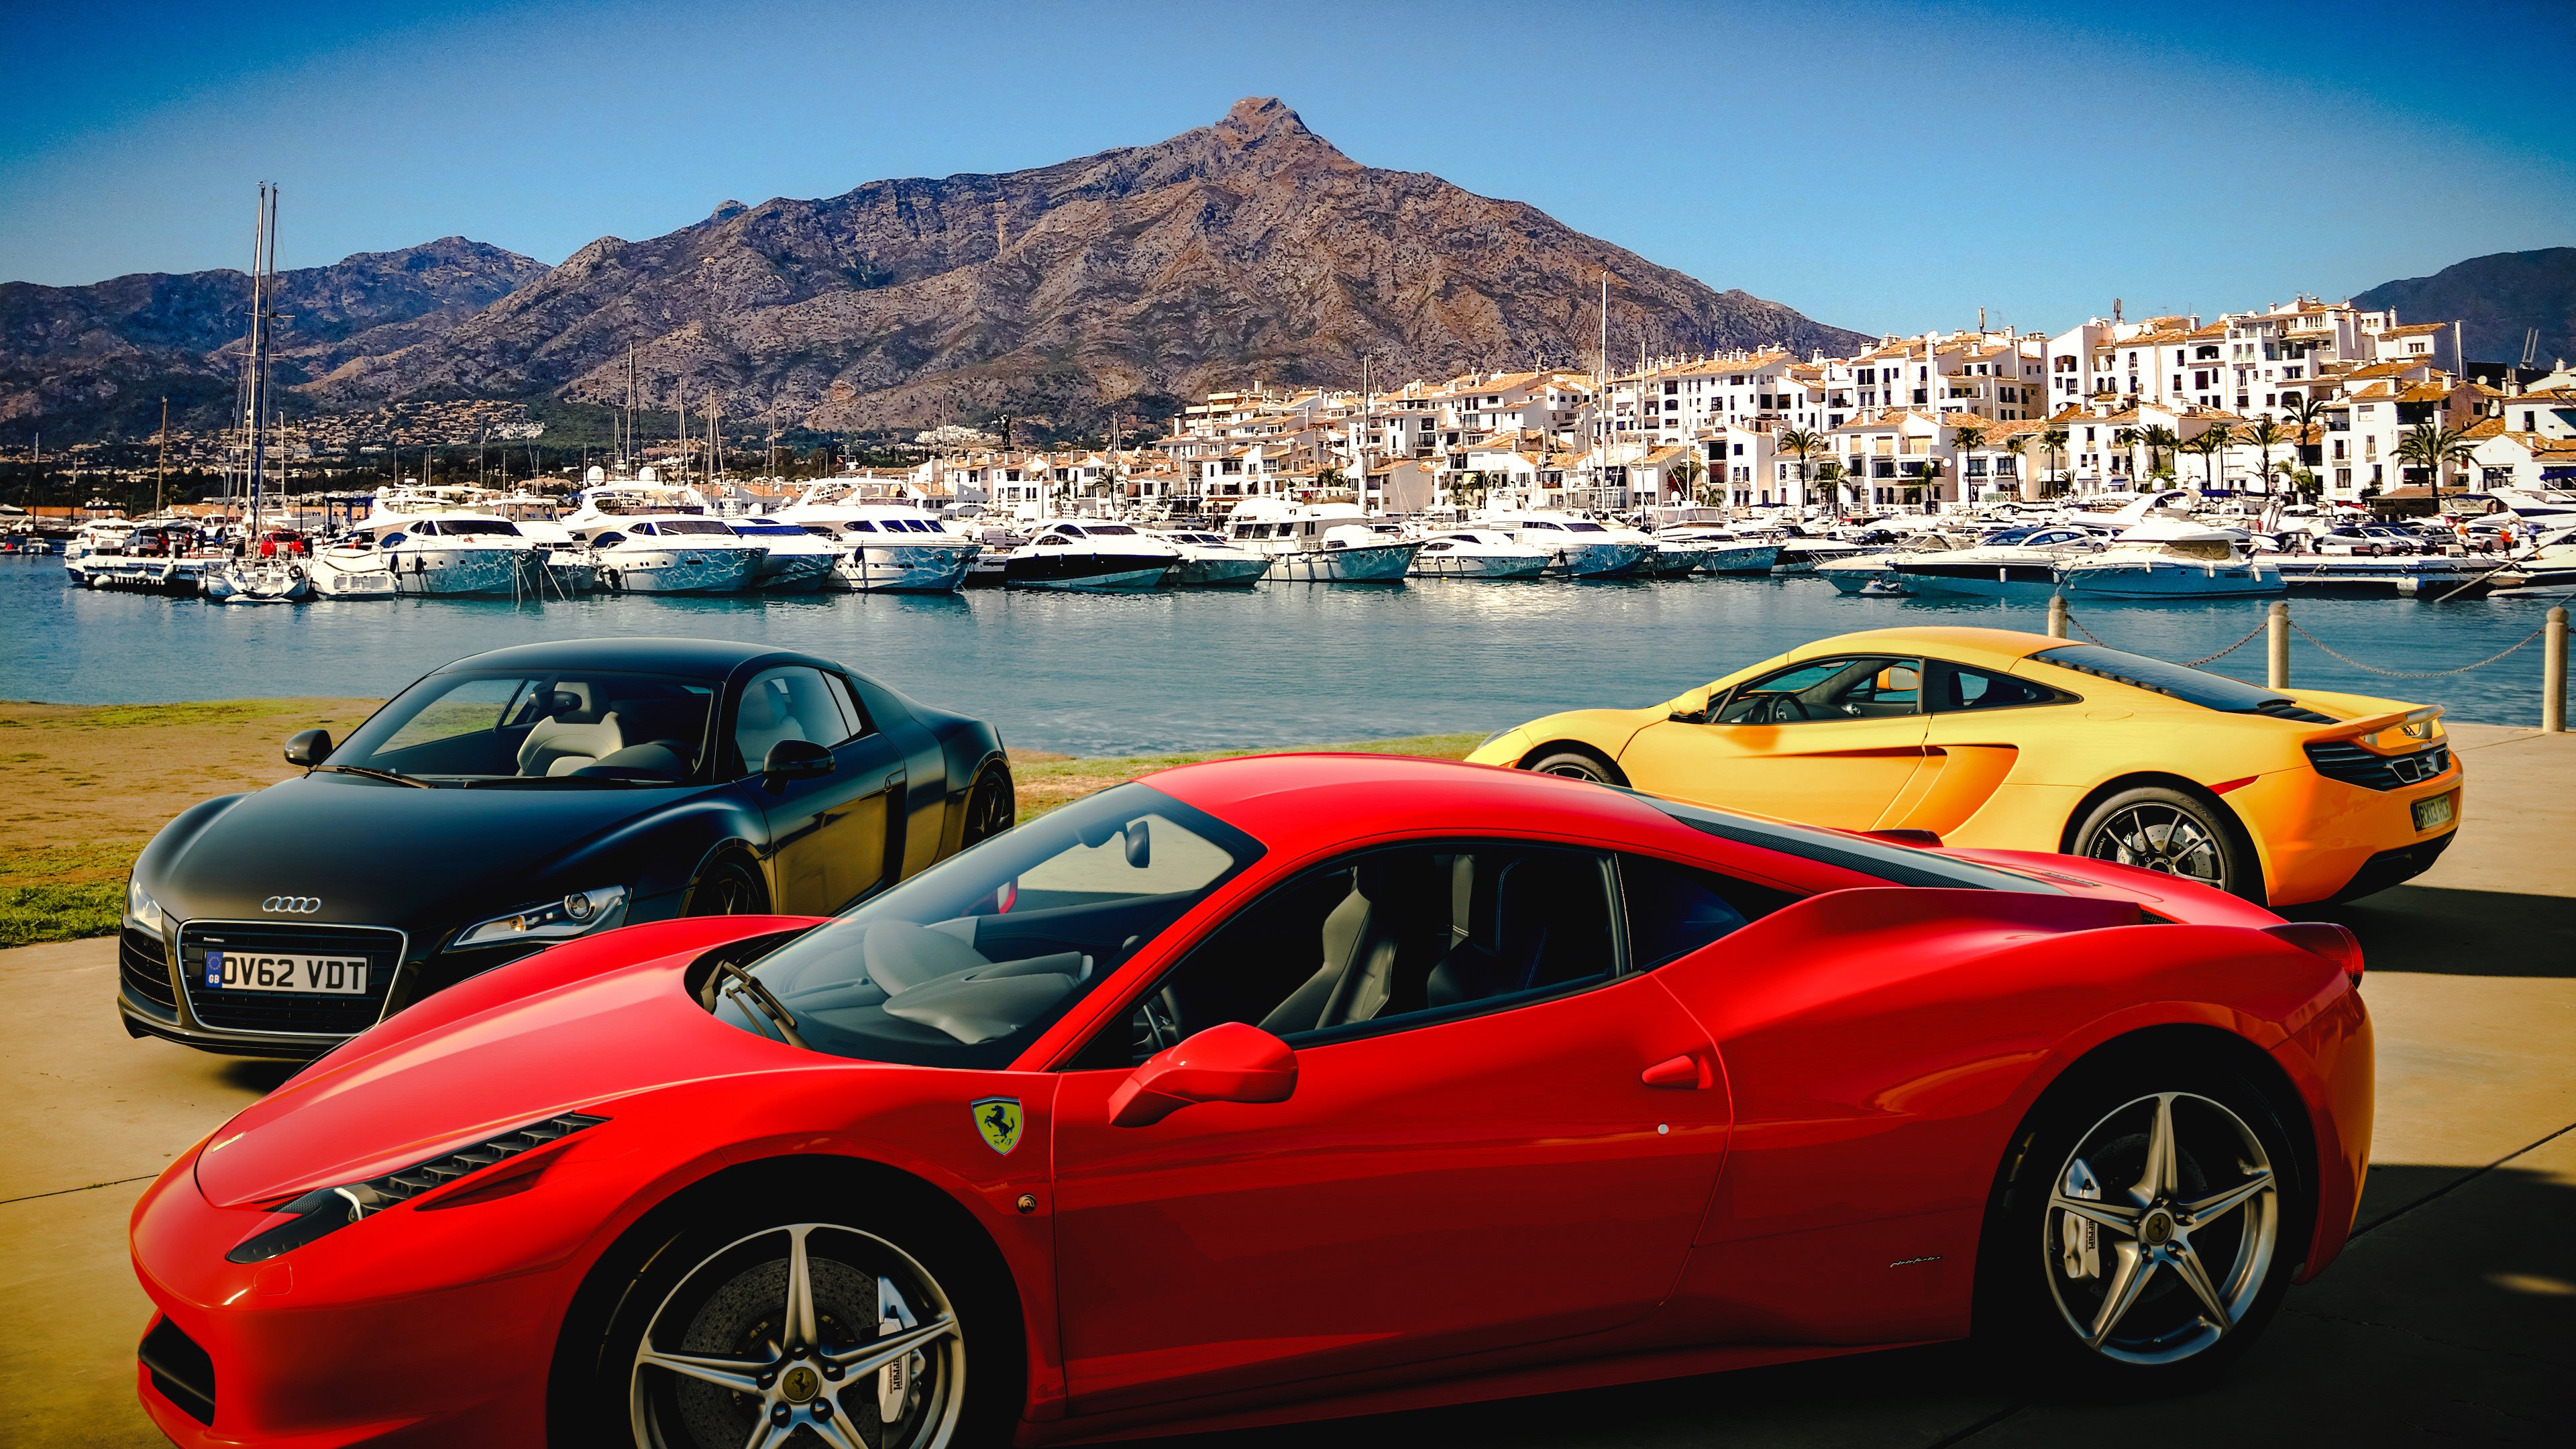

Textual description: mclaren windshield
[325,669,718,786]
[711,784,1263,1068]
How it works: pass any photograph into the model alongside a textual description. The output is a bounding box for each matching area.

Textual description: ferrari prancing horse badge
[971,1097,1023,1155]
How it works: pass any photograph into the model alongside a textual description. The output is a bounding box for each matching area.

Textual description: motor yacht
[1226,500,1419,582]
[1891,525,2105,600]
[1149,529,1272,587]
[2483,528,2576,597]
[504,518,600,595]
[2056,520,2286,599]
[307,538,400,598]
[1657,523,1782,575]
[1817,528,1977,594]
[202,557,312,604]
[1472,511,1651,579]
[564,515,767,594]
[768,501,980,593]
[1002,520,1178,590]
[1770,527,1876,574]
[720,517,843,592]
[354,511,549,596]
[1409,529,1552,579]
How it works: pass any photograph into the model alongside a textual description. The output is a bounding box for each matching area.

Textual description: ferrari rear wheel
[1980,1061,2302,1391]
[2072,787,2254,900]
[1521,746,1627,787]
[959,767,1016,848]
[688,856,769,916]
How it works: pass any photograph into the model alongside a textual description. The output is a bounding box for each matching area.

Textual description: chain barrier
[2288,619,2548,680]
[2059,607,2270,667]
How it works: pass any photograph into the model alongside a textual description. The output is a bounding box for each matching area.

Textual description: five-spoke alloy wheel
[2072,786,2253,900]
[628,1222,967,1449]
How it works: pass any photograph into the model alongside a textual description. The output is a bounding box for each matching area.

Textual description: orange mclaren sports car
[1466,627,2461,906]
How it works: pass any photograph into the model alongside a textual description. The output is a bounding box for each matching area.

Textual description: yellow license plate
[2411,791,2456,833]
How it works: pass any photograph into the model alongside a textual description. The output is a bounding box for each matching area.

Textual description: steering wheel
[1752,694,1812,724]
[1135,986,1185,1055]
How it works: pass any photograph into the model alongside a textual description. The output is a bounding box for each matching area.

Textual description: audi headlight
[126,876,166,935]
[454,885,629,949]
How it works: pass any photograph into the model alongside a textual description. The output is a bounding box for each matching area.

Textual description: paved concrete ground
[4,725,2569,1447]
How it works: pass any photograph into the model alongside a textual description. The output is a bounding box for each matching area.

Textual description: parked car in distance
[117,637,1016,1059]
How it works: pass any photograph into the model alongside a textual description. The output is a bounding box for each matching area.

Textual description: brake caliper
[2061,1158,2102,1279]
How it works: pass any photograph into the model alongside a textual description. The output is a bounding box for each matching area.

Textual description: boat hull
[1171,555,1271,588]
[1540,541,1650,580]
[1894,561,2064,600]
[2057,560,2286,599]
[382,544,545,597]
[1410,552,1550,580]
[309,556,400,599]
[839,543,978,594]
[596,548,763,595]
[1268,542,1418,582]
[751,551,842,593]
[1645,547,1709,578]
[1004,555,1173,590]
[1700,543,1782,574]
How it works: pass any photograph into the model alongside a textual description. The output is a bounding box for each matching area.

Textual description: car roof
[1784,626,2065,668]
[433,637,811,681]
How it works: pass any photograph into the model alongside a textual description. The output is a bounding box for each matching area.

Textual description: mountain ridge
[2353,246,2575,368]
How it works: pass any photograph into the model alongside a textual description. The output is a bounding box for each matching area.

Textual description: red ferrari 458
[130,754,2373,1448]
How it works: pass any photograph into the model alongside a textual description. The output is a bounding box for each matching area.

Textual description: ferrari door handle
[1641,1053,1708,1089]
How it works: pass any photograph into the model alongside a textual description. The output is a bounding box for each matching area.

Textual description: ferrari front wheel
[598,1210,1004,1449]
[1980,1063,2302,1391]
[2072,786,2255,900]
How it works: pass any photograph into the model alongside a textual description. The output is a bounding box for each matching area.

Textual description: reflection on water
[2,557,2559,753]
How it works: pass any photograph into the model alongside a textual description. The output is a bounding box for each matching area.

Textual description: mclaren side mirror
[1108,1022,1297,1128]
[761,739,836,787]
[283,729,332,769]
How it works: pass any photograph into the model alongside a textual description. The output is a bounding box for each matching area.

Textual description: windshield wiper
[312,764,435,789]
[710,959,807,1049]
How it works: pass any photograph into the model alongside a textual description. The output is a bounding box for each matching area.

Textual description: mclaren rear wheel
[1520,746,1627,787]
[2072,786,2255,900]
[959,767,1016,849]
[1978,1059,2303,1391]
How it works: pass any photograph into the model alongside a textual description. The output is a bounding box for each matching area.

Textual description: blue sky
[4,0,2570,336]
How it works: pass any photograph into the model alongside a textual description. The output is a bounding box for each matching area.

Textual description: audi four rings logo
[262,896,322,914]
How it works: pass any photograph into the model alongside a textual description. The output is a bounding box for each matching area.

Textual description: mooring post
[2546,606,2568,734]
[2267,600,2290,691]
[2047,594,2068,639]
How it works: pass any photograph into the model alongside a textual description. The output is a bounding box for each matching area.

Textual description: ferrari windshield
[715,784,1263,1068]
[327,669,718,784]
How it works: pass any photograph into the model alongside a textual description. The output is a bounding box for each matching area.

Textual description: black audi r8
[116,638,1015,1058]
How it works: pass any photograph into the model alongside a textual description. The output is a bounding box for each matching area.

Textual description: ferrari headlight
[126,876,166,935]
[454,885,629,949]
[225,1112,608,1263]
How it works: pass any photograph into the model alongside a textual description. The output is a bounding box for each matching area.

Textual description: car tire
[687,855,770,916]
[959,767,1016,848]
[1976,1055,2304,1394]
[2070,786,2257,901]
[1519,746,1628,787]
[567,1194,1023,1449]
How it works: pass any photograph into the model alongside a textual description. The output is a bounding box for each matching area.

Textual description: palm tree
[1670,451,1707,506]
[2038,424,2070,497]
[2138,425,2182,478]
[1814,460,1849,516]
[1948,423,1986,503]
[2396,421,2475,502]
[2240,419,2289,497]
[1776,426,1824,514]
[2190,422,2235,494]
[1911,458,1945,512]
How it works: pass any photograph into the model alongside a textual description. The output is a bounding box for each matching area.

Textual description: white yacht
[502,517,600,596]
[768,500,980,593]
[202,557,311,604]
[722,517,843,592]
[307,539,400,598]
[2057,520,2286,599]
[1658,523,1782,575]
[562,515,767,594]
[1002,521,1178,590]
[1891,525,2104,600]
[1150,529,1272,587]
[1644,537,1710,578]
[1817,528,1978,594]
[1472,511,1651,579]
[1226,500,1419,582]
[1409,529,1552,579]
[1771,527,1875,575]
[355,512,549,596]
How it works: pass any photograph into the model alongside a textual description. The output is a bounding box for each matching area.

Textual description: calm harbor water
[3,557,2561,753]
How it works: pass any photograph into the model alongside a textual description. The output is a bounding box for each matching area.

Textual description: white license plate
[205,951,370,995]
[2412,792,2457,832]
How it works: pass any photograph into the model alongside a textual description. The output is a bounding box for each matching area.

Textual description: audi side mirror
[760,739,835,787]
[1110,1022,1297,1128]
[283,729,332,769]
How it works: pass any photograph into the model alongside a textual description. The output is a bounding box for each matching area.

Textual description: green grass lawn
[0,843,135,947]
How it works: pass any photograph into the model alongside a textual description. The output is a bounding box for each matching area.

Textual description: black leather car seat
[1258,856,1450,1035]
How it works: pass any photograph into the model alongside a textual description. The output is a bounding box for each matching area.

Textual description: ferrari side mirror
[761,738,835,787]
[1109,1022,1297,1128]
[283,729,332,769]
